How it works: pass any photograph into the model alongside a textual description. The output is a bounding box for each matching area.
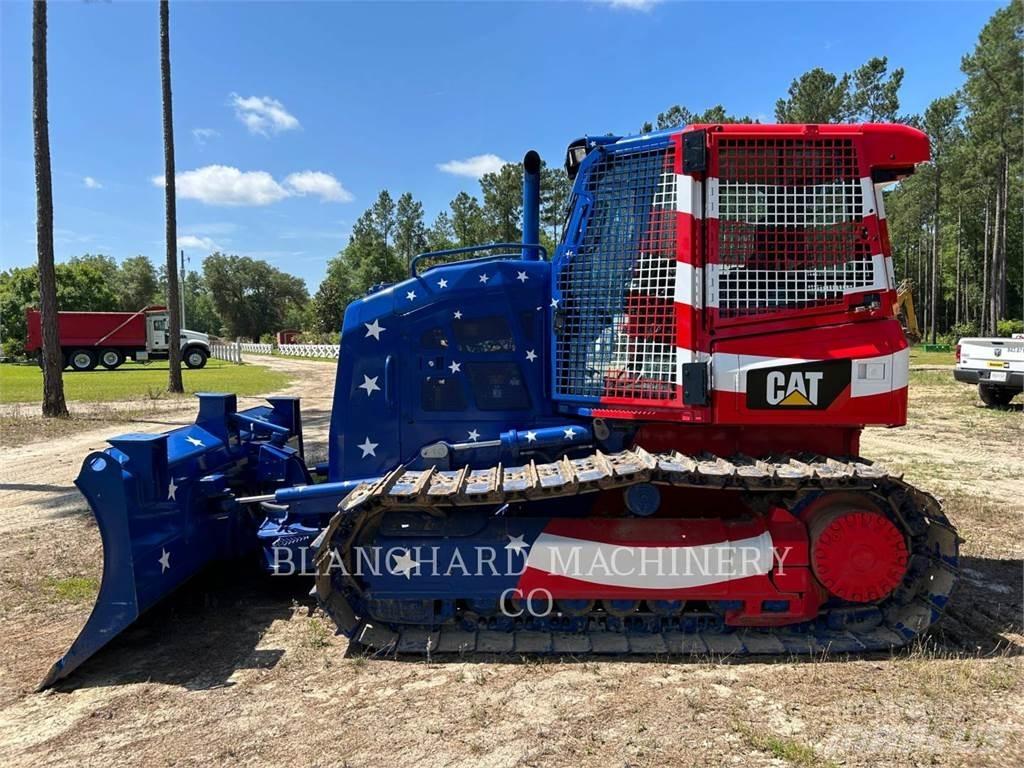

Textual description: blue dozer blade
[39,393,312,689]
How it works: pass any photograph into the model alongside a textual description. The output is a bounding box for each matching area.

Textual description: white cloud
[192,127,221,146]
[83,176,102,189]
[284,171,353,203]
[437,153,508,179]
[599,0,662,11]
[231,94,300,136]
[152,165,352,206]
[152,165,289,206]
[178,235,218,251]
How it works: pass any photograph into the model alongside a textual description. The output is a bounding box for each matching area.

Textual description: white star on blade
[357,437,378,458]
[506,534,530,555]
[525,349,537,362]
[159,548,171,573]
[479,273,490,284]
[525,431,538,443]
[453,310,463,320]
[167,478,178,501]
[391,550,418,579]
[550,298,559,308]
[448,361,461,374]
[358,374,380,396]
[364,319,385,340]
[438,278,448,289]
[185,435,204,447]
[406,290,417,301]
[563,428,577,440]
[467,429,480,442]
[516,271,529,283]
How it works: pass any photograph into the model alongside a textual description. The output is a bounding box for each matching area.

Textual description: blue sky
[0,0,1001,290]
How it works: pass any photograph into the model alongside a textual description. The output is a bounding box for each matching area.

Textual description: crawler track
[315,450,960,656]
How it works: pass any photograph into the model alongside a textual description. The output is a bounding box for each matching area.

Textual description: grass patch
[909,346,955,367]
[45,576,99,603]
[734,722,836,768]
[0,359,292,404]
[304,617,331,650]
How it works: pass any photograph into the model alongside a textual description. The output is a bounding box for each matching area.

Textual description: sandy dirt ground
[0,357,1020,767]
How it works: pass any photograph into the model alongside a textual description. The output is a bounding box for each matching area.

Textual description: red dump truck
[26,306,211,371]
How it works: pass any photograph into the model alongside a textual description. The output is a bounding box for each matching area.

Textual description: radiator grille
[555,145,678,401]
[715,137,875,318]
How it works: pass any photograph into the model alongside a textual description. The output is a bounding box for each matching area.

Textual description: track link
[315,450,960,656]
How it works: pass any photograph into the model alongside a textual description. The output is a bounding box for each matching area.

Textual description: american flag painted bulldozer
[43,123,959,687]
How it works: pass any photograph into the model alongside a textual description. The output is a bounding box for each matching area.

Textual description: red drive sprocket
[806,494,910,603]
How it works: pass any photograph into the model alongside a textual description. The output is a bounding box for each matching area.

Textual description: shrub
[996,318,1024,337]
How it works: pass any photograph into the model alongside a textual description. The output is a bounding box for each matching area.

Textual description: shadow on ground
[50,563,308,693]
[49,552,1021,692]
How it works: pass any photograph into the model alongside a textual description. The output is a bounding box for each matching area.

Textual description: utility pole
[179,248,187,327]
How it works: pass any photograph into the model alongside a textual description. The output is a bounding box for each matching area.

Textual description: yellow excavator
[895,279,921,343]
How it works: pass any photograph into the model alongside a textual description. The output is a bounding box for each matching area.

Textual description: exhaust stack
[522,150,541,259]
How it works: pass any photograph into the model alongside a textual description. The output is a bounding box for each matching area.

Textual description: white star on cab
[550,298,559,308]
[525,431,538,443]
[516,271,529,283]
[158,548,171,573]
[406,290,417,301]
[479,273,490,284]
[185,435,204,447]
[357,437,378,458]
[453,310,463,320]
[437,278,448,289]
[358,374,380,396]
[563,428,577,440]
[525,349,537,362]
[364,319,385,340]
[467,429,480,442]
[505,534,530,555]
[167,478,178,501]
[390,549,418,579]
[448,361,461,374]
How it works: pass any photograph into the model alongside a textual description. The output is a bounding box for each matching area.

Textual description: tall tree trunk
[930,175,941,344]
[954,204,961,327]
[990,184,1001,335]
[981,202,990,336]
[160,0,183,392]
[998,154,1009,324]
[33,0,67,418]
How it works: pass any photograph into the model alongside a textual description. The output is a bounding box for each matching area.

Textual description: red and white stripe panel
[672,141,710,386]
[516,517,775,599]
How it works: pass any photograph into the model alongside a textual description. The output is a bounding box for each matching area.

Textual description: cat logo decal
[765,370,823,406]
[746,360,850,410]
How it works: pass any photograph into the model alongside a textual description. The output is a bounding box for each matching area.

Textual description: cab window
[452,316,515,353]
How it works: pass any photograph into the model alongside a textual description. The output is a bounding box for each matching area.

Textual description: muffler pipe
[522,150,541,260]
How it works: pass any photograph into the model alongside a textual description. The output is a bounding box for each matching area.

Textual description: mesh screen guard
[713,137,878,319]
[554,144,679,402]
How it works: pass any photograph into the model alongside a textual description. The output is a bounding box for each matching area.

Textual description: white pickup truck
[954,334,1024,407]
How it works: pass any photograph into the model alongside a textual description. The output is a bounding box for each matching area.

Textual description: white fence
[239,342,274,354]
[278,344,340,358]
[210,342,243,364]
[210,341,339,363]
